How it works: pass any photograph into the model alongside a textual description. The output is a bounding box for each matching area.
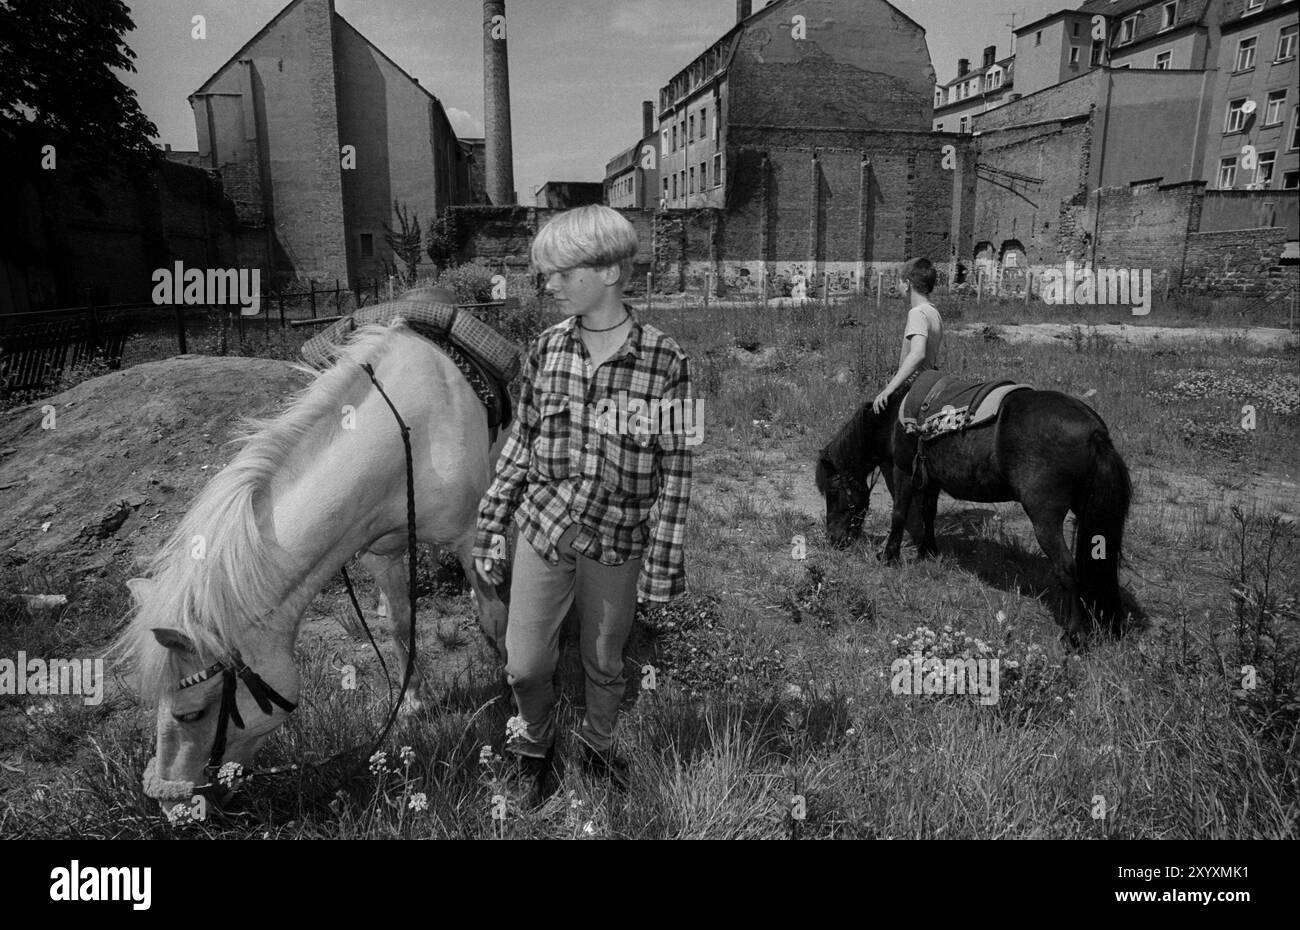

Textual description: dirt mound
[0,355,311,577]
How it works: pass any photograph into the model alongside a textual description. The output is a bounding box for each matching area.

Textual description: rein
[160,361,422,798]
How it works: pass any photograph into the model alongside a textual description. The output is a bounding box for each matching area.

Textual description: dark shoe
[512,746,561,809]
[578,742,630,792]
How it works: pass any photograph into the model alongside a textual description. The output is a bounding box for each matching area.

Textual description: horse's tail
[1074,429,1131,633]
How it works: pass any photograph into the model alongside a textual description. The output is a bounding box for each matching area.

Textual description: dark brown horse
[815,389,1131,639]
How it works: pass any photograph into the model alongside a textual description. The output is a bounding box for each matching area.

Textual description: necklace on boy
[579,312,629,333]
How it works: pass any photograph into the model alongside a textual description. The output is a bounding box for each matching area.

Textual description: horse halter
[177,649,297,776]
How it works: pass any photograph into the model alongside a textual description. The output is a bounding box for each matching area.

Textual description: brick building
[190,0,478,289]
[588,0,947,294]
[1205,0,1299,190]
[533,182,604,209]
[933,46,1016,133]
[605,103,660,209]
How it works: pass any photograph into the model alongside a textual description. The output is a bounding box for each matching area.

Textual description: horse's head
[815,450,877,547]
[126,578,299,814]
[815,400,891,548]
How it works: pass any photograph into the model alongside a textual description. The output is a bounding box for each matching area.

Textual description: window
[713,153,722,186]
[1265,90,1287,125]
[1235,36,1257,72]
[935,89,944,107]
[1035,31,1042,46]
[671,125,678,150]
[680,170,685,195]
[1091,40,1105,65]
[360,233,374,259]
[1120,15,1138,44]
[1282,170,1299,190]
[1217,156,1237,188]
[959,115,970,133]
[1072,23,1080,37]
[663,177,669,200]
[1292,105,1300,149]
[1225,98,1250,132]
[936,121,944,130]
[688,114,695,139]
[1155,50,1172,69]
[688,166,695,194]
[1278,24,1298,61]
[1161,1,1178,31]
[1070,46,1081,64]
[671,174,677,199]
[1255,151,1276,187]
[699,107,708,139]
[662,130,669,155]
[700,162,706,189]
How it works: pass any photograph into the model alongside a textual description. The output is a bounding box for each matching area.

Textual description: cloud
[445,107,485,138]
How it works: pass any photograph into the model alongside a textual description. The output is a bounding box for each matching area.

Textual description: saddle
[899,370,1031,439]
[898,370,1032,487]
[300,292,519,444]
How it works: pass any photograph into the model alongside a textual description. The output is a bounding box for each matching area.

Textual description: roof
[1219,0,1300,27]
[1101,0,1216,50]
[191,0,448,117]
[937,55,1015,88]
[1015,7,1091,35]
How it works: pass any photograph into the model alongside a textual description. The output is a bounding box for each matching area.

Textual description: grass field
[2,291,1297,839]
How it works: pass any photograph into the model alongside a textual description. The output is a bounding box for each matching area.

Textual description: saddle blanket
[300,289,518,441]
[899,370,1032,440]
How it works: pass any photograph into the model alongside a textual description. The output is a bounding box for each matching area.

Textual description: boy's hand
[475,557,505,586]
[872,388,892,414]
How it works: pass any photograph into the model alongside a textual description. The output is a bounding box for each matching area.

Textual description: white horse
[113,320,509,809]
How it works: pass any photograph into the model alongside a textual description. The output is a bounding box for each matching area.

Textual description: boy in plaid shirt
[473,206,695,801]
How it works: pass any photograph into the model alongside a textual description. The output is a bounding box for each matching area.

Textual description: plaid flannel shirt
[472,305,694,603]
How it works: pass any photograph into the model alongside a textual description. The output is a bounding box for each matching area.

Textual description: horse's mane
[110,321,407,704]
[815,398,882,494]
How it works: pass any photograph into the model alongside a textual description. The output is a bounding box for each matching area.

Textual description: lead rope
[355,362,420,763]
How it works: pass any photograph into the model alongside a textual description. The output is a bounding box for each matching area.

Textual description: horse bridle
[177,649,297,781]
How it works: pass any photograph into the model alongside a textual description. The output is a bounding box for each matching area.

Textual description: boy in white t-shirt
[872,257,943,414]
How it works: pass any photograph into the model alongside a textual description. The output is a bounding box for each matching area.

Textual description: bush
[436,261,496,304]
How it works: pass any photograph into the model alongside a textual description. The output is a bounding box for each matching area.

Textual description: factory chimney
[737,0,752,23]
[957,58,970,77]
[642,101,656,139]
[483,0,516,205]
[982,45,997,69]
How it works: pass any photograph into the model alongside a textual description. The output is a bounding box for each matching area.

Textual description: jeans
[504,524,640,756]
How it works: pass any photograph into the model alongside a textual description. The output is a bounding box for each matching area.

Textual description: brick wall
[1182,227,1289,295]
[1091,182,1204,284]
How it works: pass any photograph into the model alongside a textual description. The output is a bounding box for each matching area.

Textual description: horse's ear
[815,453,835,494]
[152,628,197,655]
[126,577,156,606]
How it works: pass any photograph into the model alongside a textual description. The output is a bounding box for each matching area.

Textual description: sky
[119,0,1072,200]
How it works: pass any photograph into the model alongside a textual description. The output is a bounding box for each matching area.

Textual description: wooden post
[388,275,394,301]
[174,305,188,355]
[1164,269,1171,303]
[309,280,316,319]
[703,270,710,311]
[1025,270,1031,304]
[876,272,883,308]
[278,288,285,329]
[646,272,652,314]
[823,271,830,303]
[335,280,341,314]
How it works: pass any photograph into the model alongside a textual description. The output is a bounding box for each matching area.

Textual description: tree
[0,0,160,211]
[382,200,422,285]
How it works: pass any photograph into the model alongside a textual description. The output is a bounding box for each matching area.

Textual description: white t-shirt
[900,302,943,372]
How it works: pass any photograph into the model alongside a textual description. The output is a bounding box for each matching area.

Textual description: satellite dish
[1241,99,1257,115]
